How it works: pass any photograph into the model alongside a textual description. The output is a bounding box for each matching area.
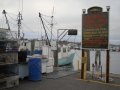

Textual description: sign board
[82,7,109,49]
[68,29,77,35]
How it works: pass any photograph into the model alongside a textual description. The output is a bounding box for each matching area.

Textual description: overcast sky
[0,0,120,44]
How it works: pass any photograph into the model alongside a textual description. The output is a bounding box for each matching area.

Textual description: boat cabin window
[58,47,61,52]
[67,47,70,52]
[24,43,26,46]
[63,48,66,53]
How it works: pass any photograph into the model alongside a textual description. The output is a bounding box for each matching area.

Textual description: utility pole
[2,10,10,30]
[81,9,86,79]
[106,6,110,83]
[17,12,23,39]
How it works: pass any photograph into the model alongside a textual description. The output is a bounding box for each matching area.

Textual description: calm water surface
[73,50,120,74]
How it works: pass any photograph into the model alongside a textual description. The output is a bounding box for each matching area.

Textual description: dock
[4,71,120,90]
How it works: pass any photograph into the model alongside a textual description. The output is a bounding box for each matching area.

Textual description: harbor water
[72,50,120,75]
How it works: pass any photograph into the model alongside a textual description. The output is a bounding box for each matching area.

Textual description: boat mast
[39,13,50,46]
[2,10,14,39]
[2,10,10,30]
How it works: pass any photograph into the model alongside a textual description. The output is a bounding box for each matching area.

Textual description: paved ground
[4,72,120,90]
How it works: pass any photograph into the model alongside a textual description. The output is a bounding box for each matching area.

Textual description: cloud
[0,0,120,42]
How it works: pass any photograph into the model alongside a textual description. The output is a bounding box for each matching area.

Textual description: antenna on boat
[18,0,24,14]
[2,10,10,30]
[50,1,55,41]
[17,12,23,39]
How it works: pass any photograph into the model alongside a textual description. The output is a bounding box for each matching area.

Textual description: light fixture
[106,6,110,11]
[82,9,86,14]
